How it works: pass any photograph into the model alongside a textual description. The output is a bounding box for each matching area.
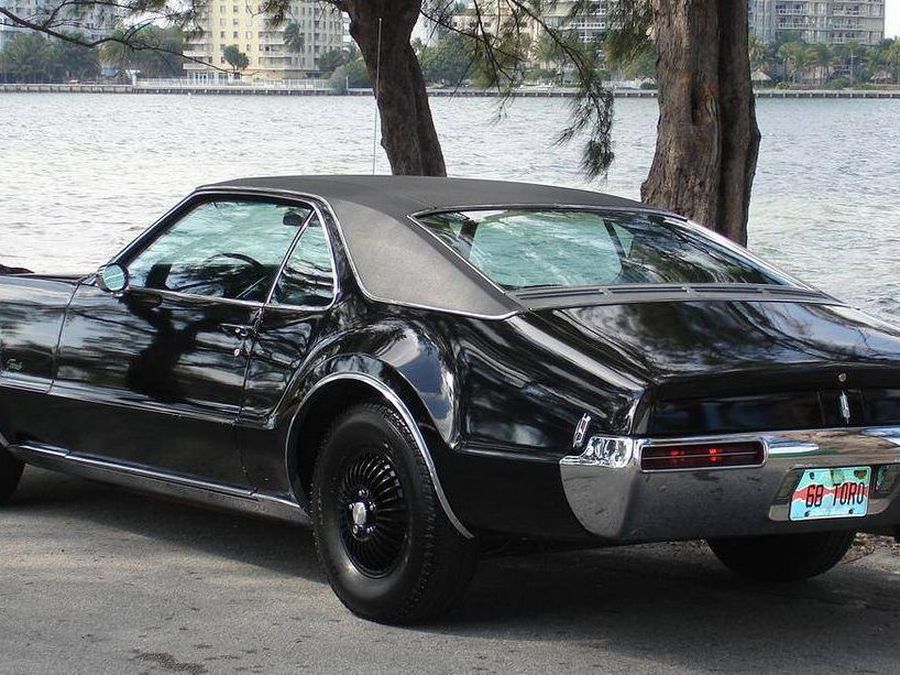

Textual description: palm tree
[889,40,900,84]
[283,21,305,55]
[806,43,831,86]
[222,44,249,77]
[777,41,807,84]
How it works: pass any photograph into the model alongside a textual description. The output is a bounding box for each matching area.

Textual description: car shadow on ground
[13,468,325,581]
[13,469,900,671]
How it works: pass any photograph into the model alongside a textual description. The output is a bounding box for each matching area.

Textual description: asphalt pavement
[2,468,899,674]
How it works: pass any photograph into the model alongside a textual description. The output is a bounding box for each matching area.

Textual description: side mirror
[97,264,129,293]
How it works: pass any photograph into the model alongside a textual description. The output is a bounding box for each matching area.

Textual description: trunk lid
[527,296,900,435]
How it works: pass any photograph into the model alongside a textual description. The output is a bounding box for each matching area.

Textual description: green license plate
[789,466,871,521]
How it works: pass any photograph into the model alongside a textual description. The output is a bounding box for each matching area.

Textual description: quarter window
[270,217,335,308]
[127,200,312,302]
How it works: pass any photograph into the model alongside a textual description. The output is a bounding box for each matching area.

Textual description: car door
[50,196,312,486]
[238,212,338,492]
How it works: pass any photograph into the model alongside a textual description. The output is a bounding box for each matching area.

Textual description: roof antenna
[372,17,382,175]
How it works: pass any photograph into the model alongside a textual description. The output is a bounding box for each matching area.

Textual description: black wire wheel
[336,451,410,577]
[311,402,478,625]
[0,444,25,506]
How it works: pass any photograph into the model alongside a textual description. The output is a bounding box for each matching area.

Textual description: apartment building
[0,0,120,51]
[542,0,614,44]
[183,0,344,82]
[749,1,885,45]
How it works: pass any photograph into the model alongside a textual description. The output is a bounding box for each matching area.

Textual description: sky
[888,0,899,38]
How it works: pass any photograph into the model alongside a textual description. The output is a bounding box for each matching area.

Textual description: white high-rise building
[183,0,345,82]
[542,0,615,44]
[0,0,120,51]
[749,1,886,45]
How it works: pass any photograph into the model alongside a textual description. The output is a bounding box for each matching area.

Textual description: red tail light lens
[641,441,765,471]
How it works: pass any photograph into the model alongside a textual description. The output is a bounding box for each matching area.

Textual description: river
[1,93,898,317]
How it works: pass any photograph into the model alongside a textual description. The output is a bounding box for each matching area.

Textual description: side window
[270,217,335,308]
[127,200,311,302]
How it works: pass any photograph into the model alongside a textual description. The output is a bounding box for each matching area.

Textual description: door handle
[220,323,255,357]
[221,323,253,339]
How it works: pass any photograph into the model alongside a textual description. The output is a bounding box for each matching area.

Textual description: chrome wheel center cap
[350,501,369,528]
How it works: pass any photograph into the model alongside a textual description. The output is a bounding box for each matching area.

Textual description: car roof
[204,175,646,216]
[200,175,663,319]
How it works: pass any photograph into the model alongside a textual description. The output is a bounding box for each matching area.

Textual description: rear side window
[270,216,335,308]
[416,209,794,290]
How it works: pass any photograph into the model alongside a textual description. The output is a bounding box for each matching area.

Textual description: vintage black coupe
[3,176,900,623]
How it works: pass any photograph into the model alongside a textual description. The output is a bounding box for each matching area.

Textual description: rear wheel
[708,530,856,582]
[0,446,24,505]
[311,402,478,625]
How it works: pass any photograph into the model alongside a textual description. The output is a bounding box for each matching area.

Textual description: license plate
[789,466,871,521]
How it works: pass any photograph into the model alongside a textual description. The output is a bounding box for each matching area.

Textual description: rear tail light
[641,441,765,471]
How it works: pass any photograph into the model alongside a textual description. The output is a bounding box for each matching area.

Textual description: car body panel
[1,176,899,545]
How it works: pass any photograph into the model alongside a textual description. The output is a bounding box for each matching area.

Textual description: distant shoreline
[1,83,899,99]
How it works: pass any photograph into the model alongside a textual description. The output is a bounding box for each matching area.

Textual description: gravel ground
[2,468,900,674]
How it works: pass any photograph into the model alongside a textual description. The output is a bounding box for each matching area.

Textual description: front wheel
[311,402,478,624]
[708,530,856,582]
[0,446,24,505]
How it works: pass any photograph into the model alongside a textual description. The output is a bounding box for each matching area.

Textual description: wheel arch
[285,370,474,540]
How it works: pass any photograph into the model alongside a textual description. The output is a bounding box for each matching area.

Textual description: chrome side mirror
[97,264,129,293]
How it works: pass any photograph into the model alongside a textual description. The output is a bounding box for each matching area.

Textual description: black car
[2,176,900,624]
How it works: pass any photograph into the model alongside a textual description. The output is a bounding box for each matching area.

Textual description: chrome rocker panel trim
[560,426,900,542]
[8,443,309,525]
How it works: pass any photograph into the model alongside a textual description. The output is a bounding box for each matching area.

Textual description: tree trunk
[344,1,447,176]
[641,1,760,245]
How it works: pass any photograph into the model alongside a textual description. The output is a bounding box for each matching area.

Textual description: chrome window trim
[127,286,265,309]
[407,205,815,297]
[677,218,815,292]
[263,204,340,313]
[285,371,474,539]
[105,191,338,311]
[191,185,521,321]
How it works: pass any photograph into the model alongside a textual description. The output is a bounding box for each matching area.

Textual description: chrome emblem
[838,372,847,384]
[839,391,851,425]
[573,413,591,448]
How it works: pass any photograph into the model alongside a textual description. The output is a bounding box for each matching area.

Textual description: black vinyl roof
[207,175,645,216]
[202,175,659,318]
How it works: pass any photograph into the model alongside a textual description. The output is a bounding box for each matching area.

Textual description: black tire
[311,402,478,625]
[0,446,24,505]
[708,530,856,582]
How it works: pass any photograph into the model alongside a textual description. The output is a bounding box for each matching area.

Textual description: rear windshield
[415,209,794,290]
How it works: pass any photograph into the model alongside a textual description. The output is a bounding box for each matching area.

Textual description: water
[1,93,898,317]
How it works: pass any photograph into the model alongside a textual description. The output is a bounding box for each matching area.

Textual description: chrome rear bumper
[560,426,900,542]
